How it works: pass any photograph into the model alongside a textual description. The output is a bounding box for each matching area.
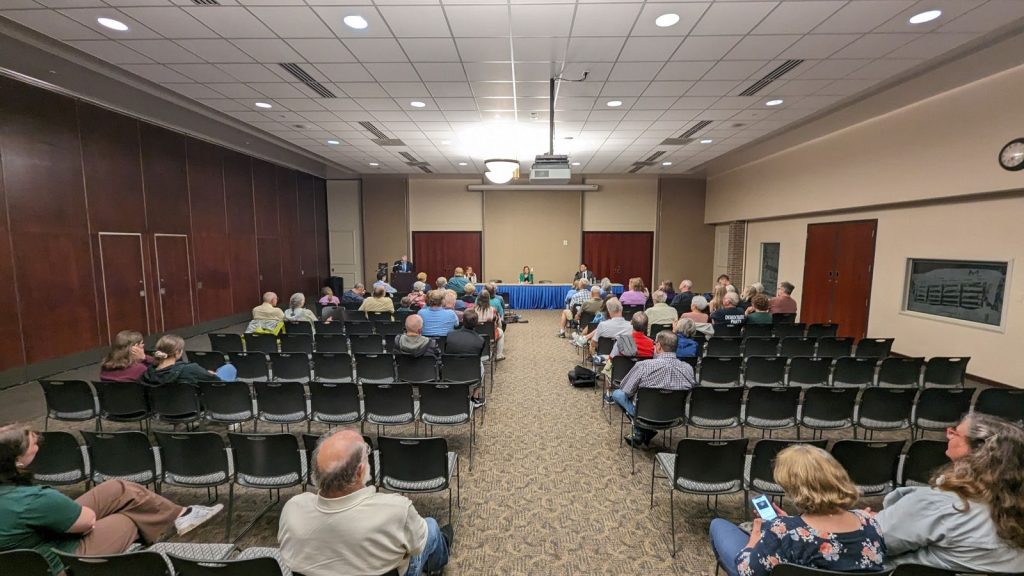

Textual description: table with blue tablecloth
[496,283,624,310]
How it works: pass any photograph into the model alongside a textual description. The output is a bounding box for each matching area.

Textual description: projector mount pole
[549,71,588,156]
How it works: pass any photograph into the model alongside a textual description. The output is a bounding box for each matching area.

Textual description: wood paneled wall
[0,75,329,374]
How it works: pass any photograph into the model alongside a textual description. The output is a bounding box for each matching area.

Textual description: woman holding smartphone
[709,444,886,576]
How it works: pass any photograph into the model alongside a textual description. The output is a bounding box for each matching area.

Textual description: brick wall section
[727,221,746,287]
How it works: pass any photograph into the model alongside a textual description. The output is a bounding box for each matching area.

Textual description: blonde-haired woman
[875,413,1024,572]
[141,334,236,385]
[710,444,885,576]
[709,284,728,313]
[99,330,152,382]
[619,277,648,306]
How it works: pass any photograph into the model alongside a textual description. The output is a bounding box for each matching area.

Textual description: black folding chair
[55,550,170,576]
[355,353,396,383]
[855,387,915,439]
[377,322,404,337]
[620,388,687,473]
[363,381,418,435]
[686,386,744,438]
[698,357,742,387]
[798,386,856,439]
[816,337,854,358]
[350,335,386,355]
[419,382,477,469]
[308,380,362,430]
[745,438,827,498]
[280,334,313,354]
[622,304,643,320]
[855,338,894,358]
[227,352,270,381]
[741,324,773,338]
[209,333,244,354]
[0,549,50,576]
[742,337,779,357]
[652,438,748,556]
[771,313,797,325]
[147,384,205,428]
[197,381,255,430]
[344,321,375,335]
[923,357,969,387]
[254,381,308,431]
[396,354,439,383]
[39,379,98,431]
[830,439,904,496]
[312,352,355,382]
[269,352,311,382]
[315,321,345,335]
[831,356,876,387]
[743,356,786,387]
[648,323,674,338]
[806,323,839,338]
[377,436,459,523]
[877,357,924,387]
[244,333,279,354]
[899,439,948,486]
[705,337,742,358]
[974,388,1024,424]
[743,386,800,437]
[772,322,805,338]
[30,431,89,487]
[780,336,816,358]
[188,351,228,373]
[314,333,349,353]
[168,554,283,576]
[227,432,305,541]
[787,357,831,387]
[712,324,743,339]
[284,320,314,335]
[154,431,232,537]
[913,387,975,438]
[92,380,151,431]
[80,430,160,489]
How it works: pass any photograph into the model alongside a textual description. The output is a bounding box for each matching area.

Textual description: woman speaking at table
[519,266,534,284]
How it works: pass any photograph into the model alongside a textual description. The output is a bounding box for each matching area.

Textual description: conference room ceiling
[2,1,1022,176]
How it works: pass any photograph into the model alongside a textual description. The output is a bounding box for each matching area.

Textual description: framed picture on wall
[902,258,1011,330]
[760,242,780,291]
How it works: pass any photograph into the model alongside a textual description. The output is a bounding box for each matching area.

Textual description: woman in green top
[0,424,223,574]
[519,265,534,284]
[746,294,773,324]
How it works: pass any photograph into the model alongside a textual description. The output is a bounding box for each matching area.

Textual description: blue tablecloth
[496,283,624,310]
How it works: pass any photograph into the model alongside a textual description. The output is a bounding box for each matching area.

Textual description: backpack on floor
[568,365,597,388]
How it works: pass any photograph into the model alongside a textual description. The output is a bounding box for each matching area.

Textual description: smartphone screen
[752,495,778,521]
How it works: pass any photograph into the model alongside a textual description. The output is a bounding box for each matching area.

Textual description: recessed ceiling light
[765,99,784,106]
[327,140,340,145]
[343,15,368,29]
[97,17,128,31]
[908,9,942,24]
[254,102,272,109]
[458,162,468,166]
[571,162,581,166]
[368,162,379,166]
[655,13,680,28]
[662,161,673,166]
[700,139,713,144]
[606,100,622,107]
[410,101,426,108]
[441,140,451,145]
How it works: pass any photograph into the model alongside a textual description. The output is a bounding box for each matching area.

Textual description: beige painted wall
[361,175,409,282]
[655,178,716,293]
[743,194,1024,386]
[706,64,1024,224]
[483,189,582,284]
[326,179,363,287]
[408,178,483,232]
[583,177,658,231]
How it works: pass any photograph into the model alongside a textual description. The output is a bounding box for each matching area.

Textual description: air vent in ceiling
[417,166,434,174]
[358,121,406,147]
[279,63,336,98]
[399,151,431,168]
[630,151,666,171]
[191,0,220,4]
[739,59,803,96]
[374,139,406,146]
[661,120,712,145]
[627,165,644,174]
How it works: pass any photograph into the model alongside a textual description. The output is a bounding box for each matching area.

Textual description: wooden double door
[412,232,482,283]
[583,232,654,287]
[801,220,877,339]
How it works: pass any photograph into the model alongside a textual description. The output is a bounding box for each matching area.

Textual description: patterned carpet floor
[27,310,913,575]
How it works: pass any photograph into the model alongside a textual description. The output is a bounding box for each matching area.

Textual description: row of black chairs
[691,335,898,360]
[656,321,838,340]
[29,430,460,542]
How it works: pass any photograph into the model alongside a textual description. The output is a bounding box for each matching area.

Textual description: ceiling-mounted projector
[530,154,571,184]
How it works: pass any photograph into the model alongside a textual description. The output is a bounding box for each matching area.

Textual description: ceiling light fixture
[606,100,622,107]
[327,140,340,145]
[484,158,519,184]
[343,15,368,29]
[368,162,379,166]
[655,13,680,28]
[97,17,128,31]
[571,162,581,166]
[700,139,713,144]
[410,101,426,108]
[765,99,784,106]
[458,162,468,166]
[254,102,272,109]
[662,161,673,166]
[441,140,451,145]
[908,9,942,24]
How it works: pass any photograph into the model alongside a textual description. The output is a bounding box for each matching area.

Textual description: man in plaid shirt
[558,279,592,337]
[610,331,696,447]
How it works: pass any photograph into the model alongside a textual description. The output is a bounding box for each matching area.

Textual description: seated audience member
[619,277,649,307]
[100,330,153,382]
[746,294,772,324]
[670,280,696,315]
[610,312,654,359]
[770,281,799,314]
[683,295,711,324]
[474,291,505,361]
[609,331,694,447]
[486,283,505,319]
[0,424,223,575]
[738,282,763,310]
[584,298,632,350]
[446,309,486,357]
[359,286,395,314]
[573,263,594,282]
[418,290,458,337]
[578,287,605,327]
[341,283,366,307]
[658,280,676,301]
[710,293,746,326]
[519,266,534,284]
[248,292,286,335]
[279,430,451,576]
[442,290,465,324]
[397,296,414,312]
[409,282,428,310]
[563,280,582,307]
[708,285,727,313]
[465,266,477,284]
[673,318,700,358]
[704,274,731,299]
[319,287,340,307]
[448,288,468,311]
[416,272,428,284]
[285,292,318,323]
[373,272,397,296]
[710,444,886,576]
[559,280,592,337]
[644,290,679,328]
[393,315,440,361]
[142,334,236,385]
[599,277,613,297]
[446,268,468,295]
[874,413,1024,573]
[435,277,448,290]
[462,283,477,304]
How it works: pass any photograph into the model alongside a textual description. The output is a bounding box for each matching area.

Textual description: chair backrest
[915,388,976,426]
[280,333,313,353]
[315,321,345,335]
[743,356,786,387]
[974,388,1024,424]
[187,351,228,372]
[830,440,904,491]
[312,352,355,382]
[816,336,854,358]
[56,550,170,576]
[923,357,969,387]
[31,431,87,486]
[349,334,386,355]
[396,354,439,383]
[595,337,616,356]
[355,353,396,382]
[780,336,816,358]
[345,321,375,335]
[697,356,742,387]
[647,323,673,338]
[314,333,349,353]
[362,383,415,418]
[712,324,743,339]
[93,380,149,419]
[284,320,313,335]
[269,352,311,381]
[772,322,805,338]
[308,380,361,419]
[0,549,51,576]
[39,379,96,418]
[226,352,270,381]
[742,337,779,358]
[806,323,839,339]
[855,338,894,358]
[440,354,482,384]
[744,386,801,423]
[419,382,473,419]
[377,322,404,337]
[800,386,857,425]
[634,388,687,427]
[787,357,831,387]
[154,431,229,484]
[741,324,774,338]
[705,337,742,357]
[168,554,284,576]
[196,381,253,421]
[80,431,156,485]
[244,333,279,354]
[673,438,748,485]
[771,313,797,324]
[228,433,302,486]
[831,356,877,387]
[748,439,828,494]
[209,333,244,353]
[254,381,308,418]
[378,436,449,489]
[147,384,203,421]
[878,357,924,387]
[857,387,915,426]
[899,439,948,486]
[687,386,744,425]
[610,357,638,385]
[621,304,643,320]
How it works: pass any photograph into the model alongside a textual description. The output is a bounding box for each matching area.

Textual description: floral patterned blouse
[737,510,886,576]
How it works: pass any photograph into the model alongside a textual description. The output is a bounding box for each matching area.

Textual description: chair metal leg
[650,457,657,508]
[225,482,234,540]
[230,487,282,544]
[670,489,677,557]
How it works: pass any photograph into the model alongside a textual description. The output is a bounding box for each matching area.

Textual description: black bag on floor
[568,365,597,387]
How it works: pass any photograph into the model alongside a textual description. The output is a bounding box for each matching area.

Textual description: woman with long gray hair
[285,292,318,325]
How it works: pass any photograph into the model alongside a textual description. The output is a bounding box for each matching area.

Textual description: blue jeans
[215,364,237,381]
[610,389,655,443]
[404,517,449,576]
[709,518,748,576]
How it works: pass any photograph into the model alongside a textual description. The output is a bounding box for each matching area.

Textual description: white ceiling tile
[656,61,715,81]
[560,97,597,110]
[940,0,1024,33]
[212,84,269,99]
[452,38,510,61]
[401,38,461,62]
[426,82,473,97]
[632,96,678,110]
[378,6,451,37]
[695,108,739,121]
[702,60,769,81]
[412,63,465,82]
[320,98,364,111]
[658,109,701,121]
[512,37,568,62]
[790,94,843,109]
[725,35,800,60]
[728,108,774,122]
[557,81,602,96]
[182,7,276,39]
[357,98,401,110]
[685,79,741,97]
[311,7,392,38]
[364,62,419,81]
[814,0,916,34]
[570,3,641,36]
[623,110,662,121]
[846,58,924,80]
[122,40,204,63]
[336,82,389,97]
[0,9,102,40]
[515,62,558,81]
[713,96,761,109]
[510,5,574,37]
[672,35,742,61]
[465,62,513,82]
[874,0,982,33]
[560,62,613,81]
[599,81,649,96]
[300,111,343,122]
[816,77,878,96]
[176,39,252,63]
[886,32,979,59]
[794,58,871,80]
[231,39,303,63]
[690,2,777,35]
[608,61,662,82]
[169,63,235,83]
[642,81,693,97]
[768,79,832,96]
[314,63,374,82]
[121,63,191,83]
[631,3,708,37]
[618,37,682,62]
[831,33,919,59]
[343,38,409,62]
[57,8,161,39]
[197,99,250,113]
[284,39,356,63]
[381,82,431,97]
[516,82,549,97]
[165,83,224,99]
[587,110,627,122]
[471,82,513,97]
[445,6,509,37]
[752,1,844,34]
[778,34,860,59]
[216,64,282,83]
[65,40,151,63]
[0,0,45,7]
[443,111,481,121]
[248,83,312,98]
[120,7,217,38]
[565,37,625,62]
